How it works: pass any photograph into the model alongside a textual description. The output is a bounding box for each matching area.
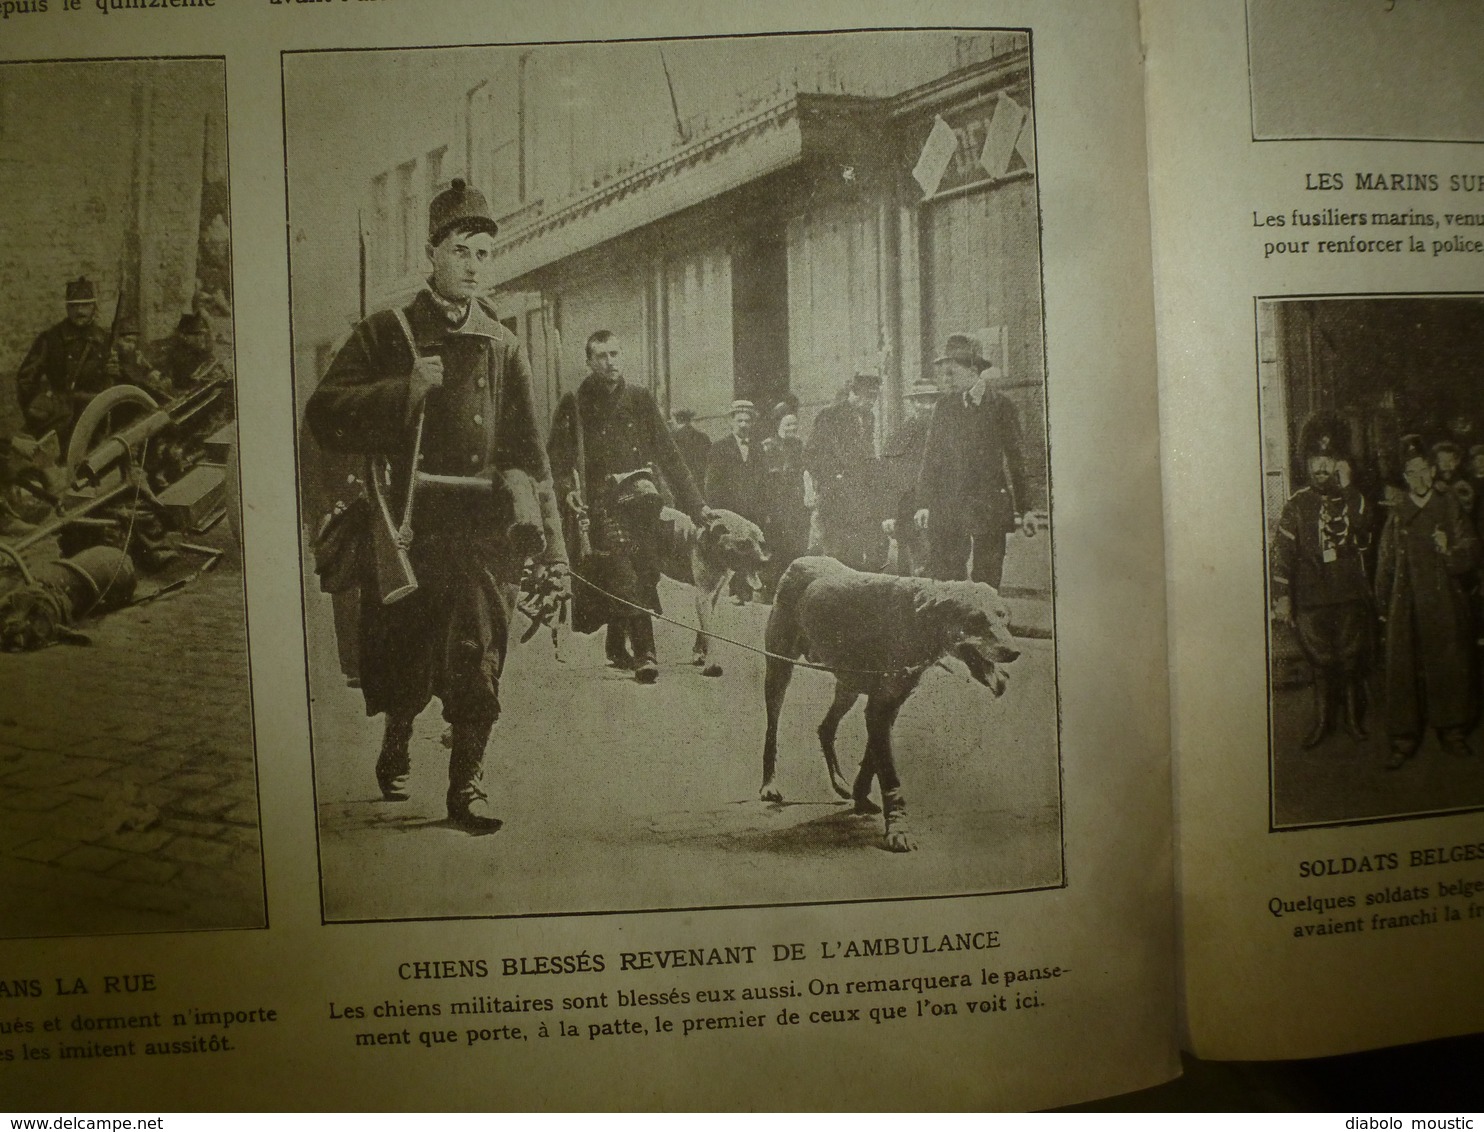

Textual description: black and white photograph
[0,58,262,936]
[1261,295,1484,828]
[285,31,1060,922]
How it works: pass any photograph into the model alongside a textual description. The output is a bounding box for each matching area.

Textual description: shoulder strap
[390,305,419,366]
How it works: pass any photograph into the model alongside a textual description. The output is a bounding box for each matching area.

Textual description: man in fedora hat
[547,328,707,682]
[15,276,114,448]
[1270,412,1375,749]
[804,371,883,571]
[914,332,1029,588]
[880,378,942,576]
[306,178,568,833]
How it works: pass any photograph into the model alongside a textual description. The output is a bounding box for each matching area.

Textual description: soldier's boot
[375,714,414,801]
[604,621,635,669]
[630,616,658,684]
[1302,677,1332,749]
[1341,676,1368,742]
[446,721,502,834]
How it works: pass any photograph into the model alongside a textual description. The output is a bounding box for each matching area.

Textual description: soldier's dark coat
[305,289,556,729]
[15,318,112,445]
[1375,488,1479,739]
[547,374,703,633]
[1270,485,1373,671]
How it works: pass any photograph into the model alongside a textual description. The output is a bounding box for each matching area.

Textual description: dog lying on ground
[659,506,768,676]
[760,556,1020,851]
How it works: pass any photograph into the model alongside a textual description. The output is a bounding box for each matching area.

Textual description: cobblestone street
[0,542,263,939]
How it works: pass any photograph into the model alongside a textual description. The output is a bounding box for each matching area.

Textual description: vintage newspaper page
[1146,0,1484,1059]
[1,0,1173,1109]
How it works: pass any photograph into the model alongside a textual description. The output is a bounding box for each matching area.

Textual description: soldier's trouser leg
[375,712,415,800]
[630,615,658,683]
[605,621,632,666]
[970,528,1009,590]
[927,526,972,582]
[447,717,501,833]
[1302,676,1332,748]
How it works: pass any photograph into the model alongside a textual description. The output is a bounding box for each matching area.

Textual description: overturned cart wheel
[64,384,161,486]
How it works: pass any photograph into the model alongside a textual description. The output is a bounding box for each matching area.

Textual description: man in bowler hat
[306,178,567,833]
[914,332,1029,588]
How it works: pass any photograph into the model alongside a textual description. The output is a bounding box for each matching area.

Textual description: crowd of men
[667,330,1032,596]
[306,177,1037,834]
[1271,411,1484,768]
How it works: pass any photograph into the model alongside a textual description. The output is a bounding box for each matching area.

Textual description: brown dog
[760,556,1019,851]
[660,506,768,676]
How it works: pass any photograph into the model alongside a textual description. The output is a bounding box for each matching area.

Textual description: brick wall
[0,59,225,438]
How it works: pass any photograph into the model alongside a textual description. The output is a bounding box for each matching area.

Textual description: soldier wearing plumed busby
[1271,412,1375,747]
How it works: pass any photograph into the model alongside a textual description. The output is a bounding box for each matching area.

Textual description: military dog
[760,556,1019,851]
[659,506,768,677]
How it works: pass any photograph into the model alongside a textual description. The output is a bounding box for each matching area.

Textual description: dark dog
[659,506,768,676]
[760,556,1019,851]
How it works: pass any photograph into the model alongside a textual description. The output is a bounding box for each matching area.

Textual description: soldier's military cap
[428,178,498,245]
[65,277,96,305]
[1298,411,1351,462]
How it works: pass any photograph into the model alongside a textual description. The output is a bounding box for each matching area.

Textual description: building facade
[316,33,1046,510]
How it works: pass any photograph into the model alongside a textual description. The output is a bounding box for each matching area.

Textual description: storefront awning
[488,99,809,287]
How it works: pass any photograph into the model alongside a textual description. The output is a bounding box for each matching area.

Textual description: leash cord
[550,564,935,680]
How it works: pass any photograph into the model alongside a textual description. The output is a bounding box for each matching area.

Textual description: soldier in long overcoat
[914,333,1029,589]
[547,330,706,682]
[1270,413,1374,747]
[305,179,566,832]
[1375,439,1479,766]
[15,277,113,448]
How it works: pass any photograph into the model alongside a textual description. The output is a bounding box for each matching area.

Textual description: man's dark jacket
[704,434,766,523]
[547,374,703,633]
[16,318,112,443]
[916,389,1028,537]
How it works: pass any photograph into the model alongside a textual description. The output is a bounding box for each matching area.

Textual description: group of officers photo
[305,178,1037,834]
[1272,409,1484,770]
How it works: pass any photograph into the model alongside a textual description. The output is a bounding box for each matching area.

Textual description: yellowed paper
[1146,0,1484,1060]
[0,0,1173,1109]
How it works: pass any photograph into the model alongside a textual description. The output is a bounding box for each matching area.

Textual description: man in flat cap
[547,329,707,682]
[306,178,567,833]
[704,400,766,524]
[915,333,1029,588]
[705,399,767,601]
[1270,413,1374,748]
[15,276,114,448]
[804,371,883,571]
